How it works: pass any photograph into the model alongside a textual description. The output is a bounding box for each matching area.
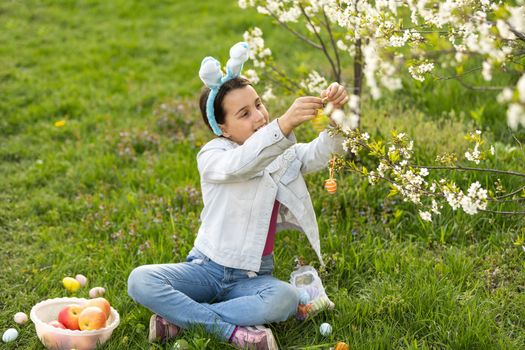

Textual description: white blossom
[508,103,525,130]
[348,94,360,112]
[508,5,525,33]
[306,23,321,34]
[408,61,435,82]
[431,200,441,215]
[300,70,328,95]
[243,27,271,69]
[496,20,516,40]
[419,211,432,222]
[244,69,259,84]
[518,74,525,103]
[443,184,462,211]
[465,144,481,164]
[368,171,379,184]
[262,87,275,101]
[348,112,360,130]
[482,61,492,81]
[497,88,514,103]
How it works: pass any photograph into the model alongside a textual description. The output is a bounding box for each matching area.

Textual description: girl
[127,42,348,349]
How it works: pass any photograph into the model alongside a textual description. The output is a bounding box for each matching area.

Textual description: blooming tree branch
[330,126,525,219]
[239,0,525,129]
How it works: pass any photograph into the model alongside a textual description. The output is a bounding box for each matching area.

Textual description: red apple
[82,297,111,320]
[48,320,66,329]
[78,306,106,330]
[57,304,82,330]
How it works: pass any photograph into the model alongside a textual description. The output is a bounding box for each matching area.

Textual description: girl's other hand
[321,82,349,109]
[278,96,323,136]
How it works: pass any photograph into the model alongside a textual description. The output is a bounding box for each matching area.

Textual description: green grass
[1,1,525,349]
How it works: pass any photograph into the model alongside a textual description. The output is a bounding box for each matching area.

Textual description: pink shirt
[262,201,280,256]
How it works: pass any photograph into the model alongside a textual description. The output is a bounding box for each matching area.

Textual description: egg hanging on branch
[324,155,337,194]
[324,178,337,194]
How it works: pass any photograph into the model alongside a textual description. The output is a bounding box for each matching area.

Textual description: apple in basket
[81,298,111,320]
[57,305,82,330]
[78,306,106,330]
[48,320,66,329]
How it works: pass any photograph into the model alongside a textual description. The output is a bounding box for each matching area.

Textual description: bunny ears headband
[199,42,250,136]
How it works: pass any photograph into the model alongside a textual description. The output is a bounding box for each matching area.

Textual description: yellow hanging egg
[311,109,329,132]
[324,178,337,194]
[335,342,350,350]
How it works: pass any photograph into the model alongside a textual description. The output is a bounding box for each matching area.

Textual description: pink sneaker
[230,326,279,350]
[148,314,181,343]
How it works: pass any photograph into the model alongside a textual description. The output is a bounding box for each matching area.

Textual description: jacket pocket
[280,159,302,185]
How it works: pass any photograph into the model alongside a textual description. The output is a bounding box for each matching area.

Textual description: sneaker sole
[254,325,279,350]
[148,314,159,343]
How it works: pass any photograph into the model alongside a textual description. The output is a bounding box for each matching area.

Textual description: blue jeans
[127,248,299,340]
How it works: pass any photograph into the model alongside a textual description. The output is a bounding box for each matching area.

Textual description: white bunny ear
[199,57,223,88]
[226,57,244,77]
[226,42,250,78]
[229,42,250,61]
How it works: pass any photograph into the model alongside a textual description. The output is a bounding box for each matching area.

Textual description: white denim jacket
[194,119,344,272]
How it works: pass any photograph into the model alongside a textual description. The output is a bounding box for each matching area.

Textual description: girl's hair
[199,77,252,133]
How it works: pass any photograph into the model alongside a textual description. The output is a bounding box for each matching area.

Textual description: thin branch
[491,197,525,203]
[298,3,339,82]
[507,23,525,42]
[494,185,525,200]
[267,64,303,91]
[261,72,295,94]
[413,164,525,178]
[396,29,449,35]
[455,77,505,91]
[322,8,342,82]
[415,49,462,59]
[512,134,525,161]
[345,160,525,215]
[480,209,525,215]
[262,6,323,50]
[435,66,483,81]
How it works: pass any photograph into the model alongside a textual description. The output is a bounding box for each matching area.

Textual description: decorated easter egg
[89,286,106,298]
[172,339,190,349]
[62,277,81,292]
[295,303,312,321]
[2,328,18,343]
[13,312,28,325]
[320,322,332,336]
[335,341,350,350]
[75,274,88,287]
[299,290,310,305]
[324,179,337,194]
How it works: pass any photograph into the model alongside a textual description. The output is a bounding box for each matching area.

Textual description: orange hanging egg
[335,341,350,350]
[324,178,337,194]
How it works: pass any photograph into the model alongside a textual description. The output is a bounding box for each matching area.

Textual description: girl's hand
[320,82,349,109]
[278,96,323,136]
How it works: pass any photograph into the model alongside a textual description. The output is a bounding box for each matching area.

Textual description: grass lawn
[1,0,525,349]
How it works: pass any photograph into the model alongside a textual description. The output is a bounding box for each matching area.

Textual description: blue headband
[199,42,250,136]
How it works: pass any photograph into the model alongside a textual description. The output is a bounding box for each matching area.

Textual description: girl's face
[219,85,270,145]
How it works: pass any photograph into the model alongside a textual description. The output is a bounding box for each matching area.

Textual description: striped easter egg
[335,341,350,350]
[324,178,337,194]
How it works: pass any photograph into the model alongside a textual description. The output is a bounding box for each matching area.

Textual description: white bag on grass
[290,265,335,320]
